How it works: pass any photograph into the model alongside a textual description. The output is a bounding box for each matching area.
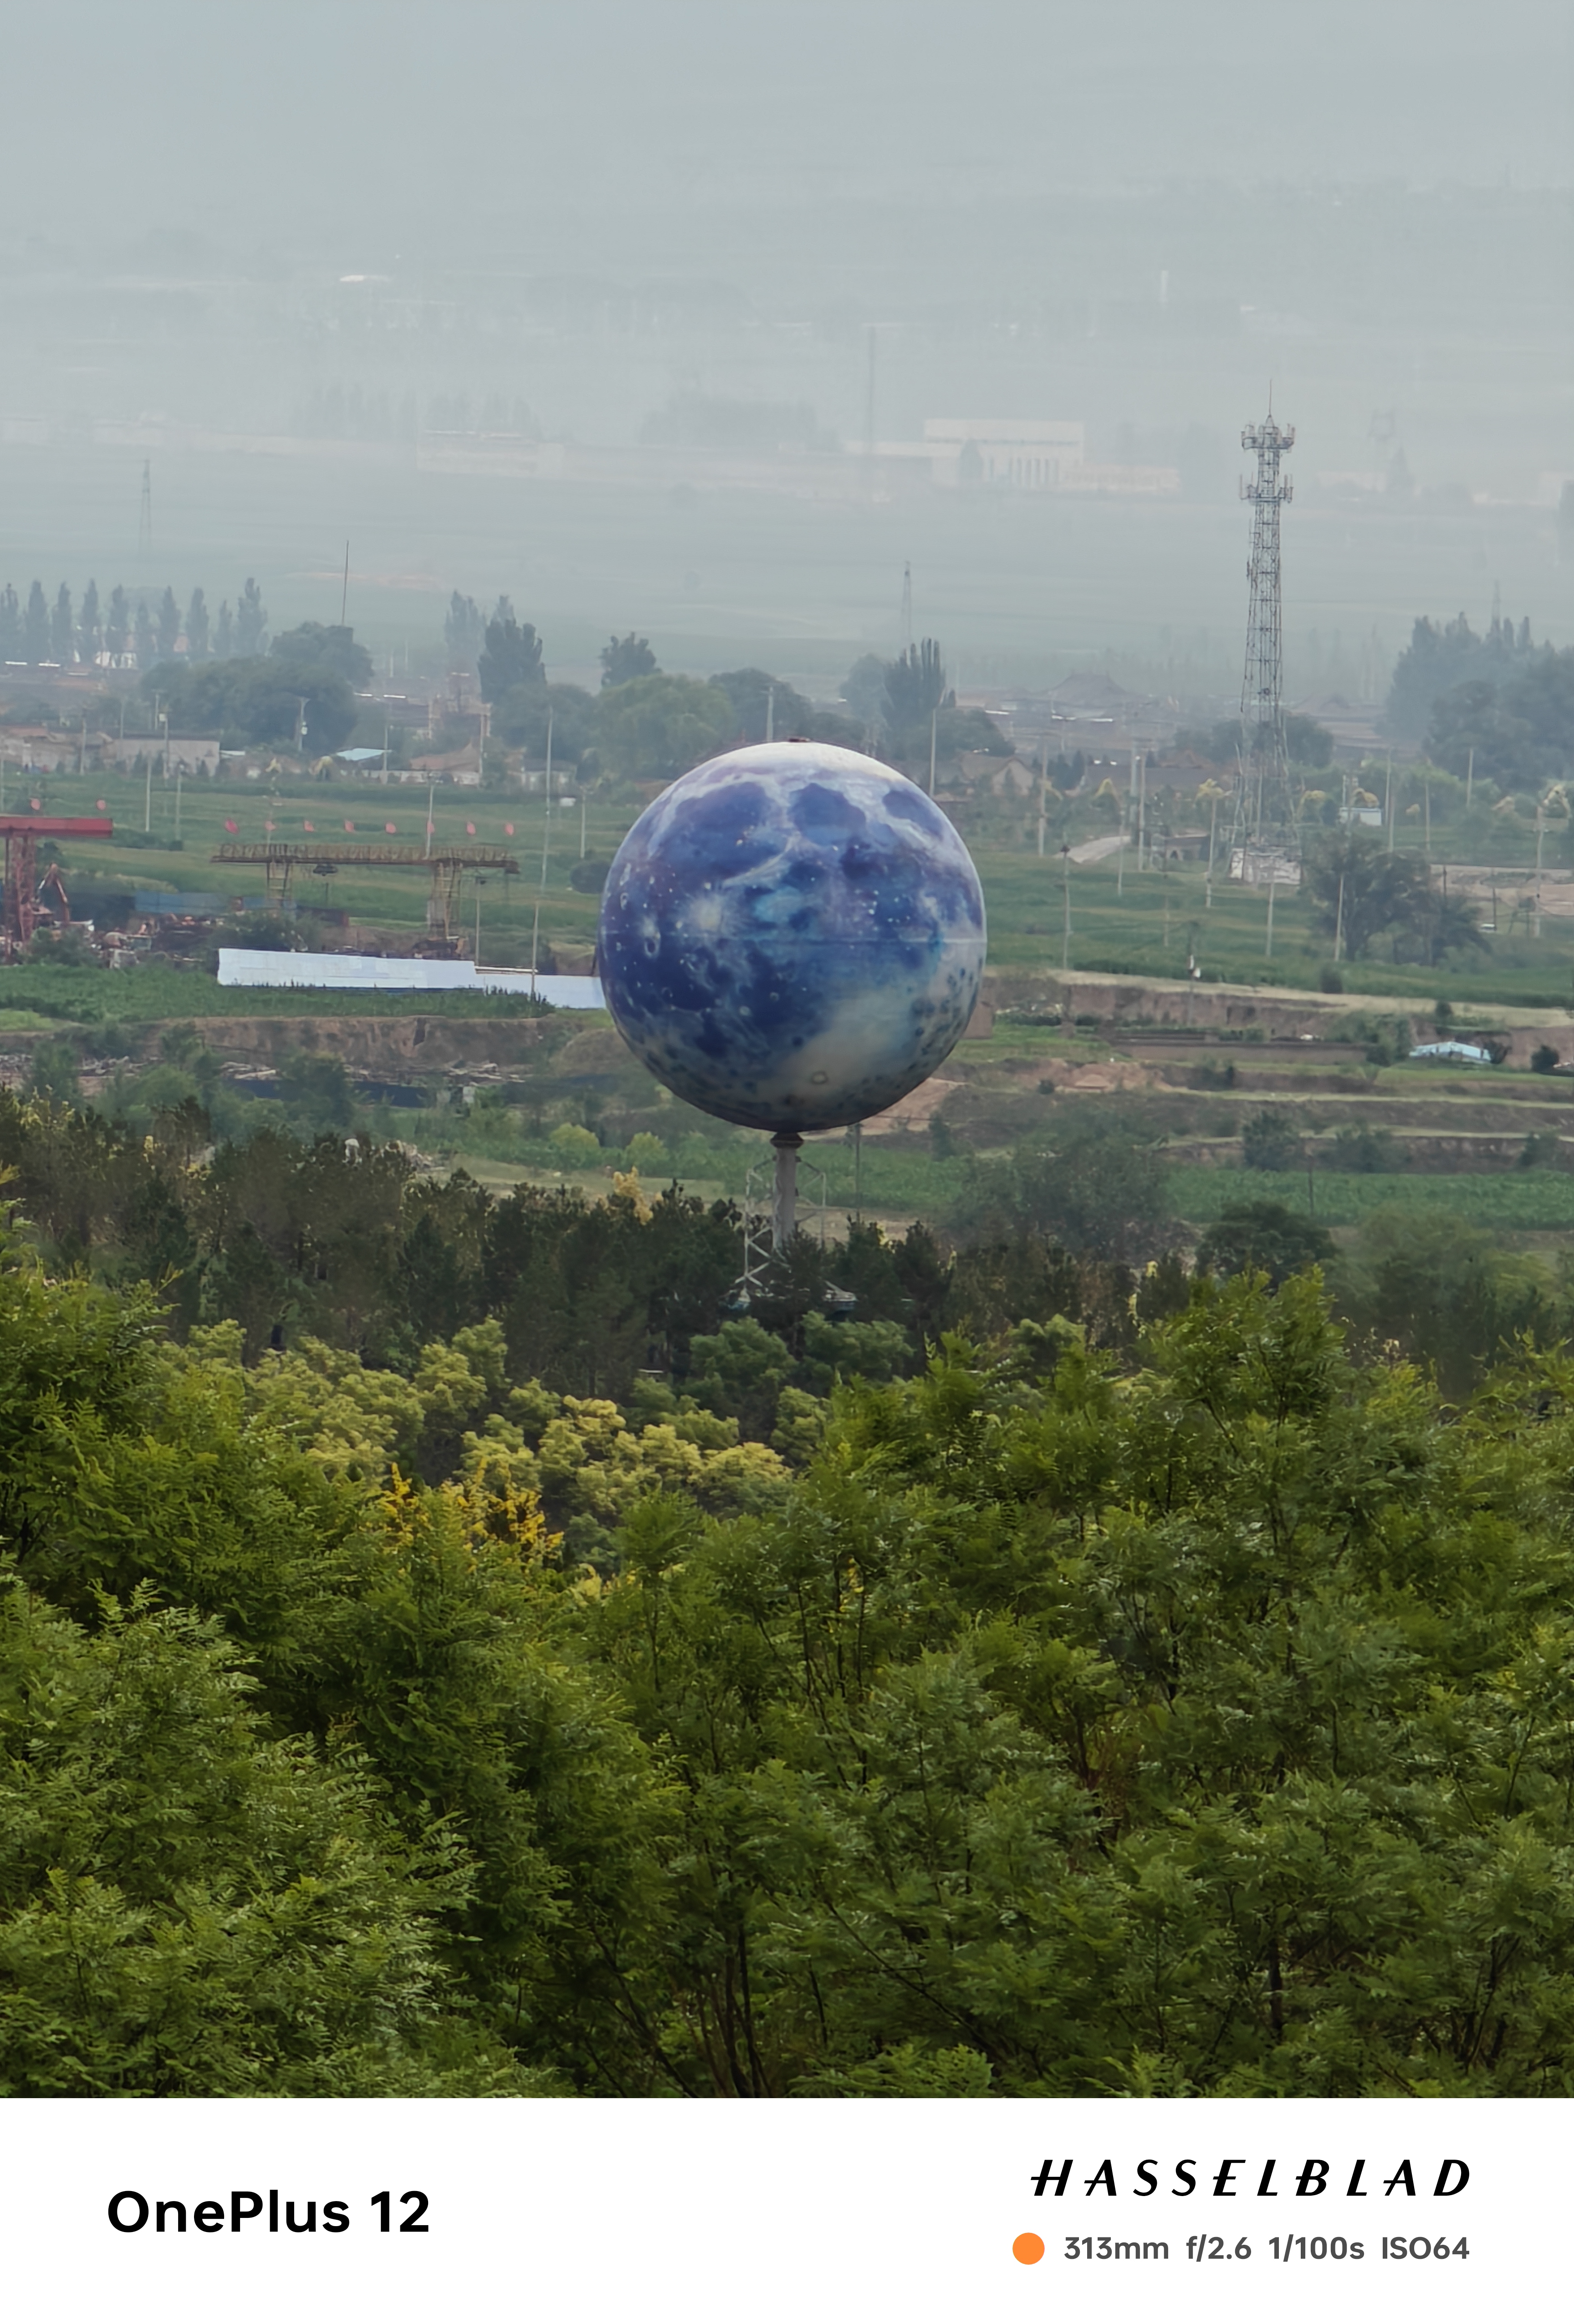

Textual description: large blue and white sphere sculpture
[597,742,986,1135]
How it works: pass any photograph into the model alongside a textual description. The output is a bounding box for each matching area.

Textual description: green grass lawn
[12,745,1574,1015]
[15,758,620,968]
[1172,1164,1574,1233]
[0,959,562,1029]
[972,834,1574,1012]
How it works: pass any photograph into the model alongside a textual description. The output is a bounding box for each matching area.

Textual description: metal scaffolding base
[727,1131,831,1312]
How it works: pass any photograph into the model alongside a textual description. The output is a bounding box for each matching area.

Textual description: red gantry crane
[0,817,113,956]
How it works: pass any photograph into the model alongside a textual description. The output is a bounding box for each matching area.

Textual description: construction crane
[210,840,520,938]
[0,817,113,956]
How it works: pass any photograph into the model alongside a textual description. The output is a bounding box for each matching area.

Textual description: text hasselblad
[1031,2160,1470,2200]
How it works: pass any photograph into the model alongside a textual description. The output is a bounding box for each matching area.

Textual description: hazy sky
[0,1,1566,689]
[8,0,1570,265]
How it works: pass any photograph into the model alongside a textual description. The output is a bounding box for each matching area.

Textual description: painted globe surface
[597,742,986,1134]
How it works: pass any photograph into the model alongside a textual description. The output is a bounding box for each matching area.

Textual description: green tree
[0,1583,513,2095]
[133,601,155,668]
[213,600,233,659]
[104,584,129,658]
[271,621,373,688]
[947,1110,1173,1265]
[1333,1208,1551,1398]
[1285,712,1334,766]
[49,583,72,663]
[146,657,358,755]
[596,674,731,782]
[78,580,101,663]
[444,592,483,671]
[706,667,860,749]
[1302,833,1482,964]
[156,586,180,660]
[478,615,545,703]
[25,1041,82,1107]
[23,582,48,664]
[599,633,658,688]
[1197,1199,1334,1285]
[1240,1108,1302,1171]
[235,578,267,657]
[494,680,596,758]
[1388,609,1539,741]
[883,637,947,728]
[841,653,890,730]
[184,587,210,660]
[1328,1125,1405,1172]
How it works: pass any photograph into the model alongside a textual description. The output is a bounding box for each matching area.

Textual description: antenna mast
[1238,406,1294,850]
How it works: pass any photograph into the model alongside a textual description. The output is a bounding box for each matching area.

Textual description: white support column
[771,1131,802,1249]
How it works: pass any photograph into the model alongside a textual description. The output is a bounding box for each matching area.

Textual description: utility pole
[1135,747,1147,870]
[1334,867,1346,962]
[1060,843,1072,969]
[1205,786,1218,908]
[864,327,877,470]
[542,708,554,887]
[1535,803,1545,936]
[1265,871,1277,959]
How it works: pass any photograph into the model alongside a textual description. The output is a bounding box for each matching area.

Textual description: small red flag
[264,820,275,833]
[96,799,107,811]
[29,798,40,811]
[223,818,238,833]
[504,822,515,836]
[303,820,315,832]
[344,820,355,832]
[465,821,476,836]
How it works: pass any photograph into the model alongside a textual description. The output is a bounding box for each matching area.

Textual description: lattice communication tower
[1238,409,1295,848]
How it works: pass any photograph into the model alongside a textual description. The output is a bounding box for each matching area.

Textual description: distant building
[103,735,221,776]
[1137,749,1232,796]
[410,747,483,786]
[922,418,1086,489]
[1294,695,1385,760]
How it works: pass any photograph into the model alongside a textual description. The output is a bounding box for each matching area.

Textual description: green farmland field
[1171,1164,1574,1233]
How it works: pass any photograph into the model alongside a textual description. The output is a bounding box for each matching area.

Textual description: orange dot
[1012,2233,1046,2266]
